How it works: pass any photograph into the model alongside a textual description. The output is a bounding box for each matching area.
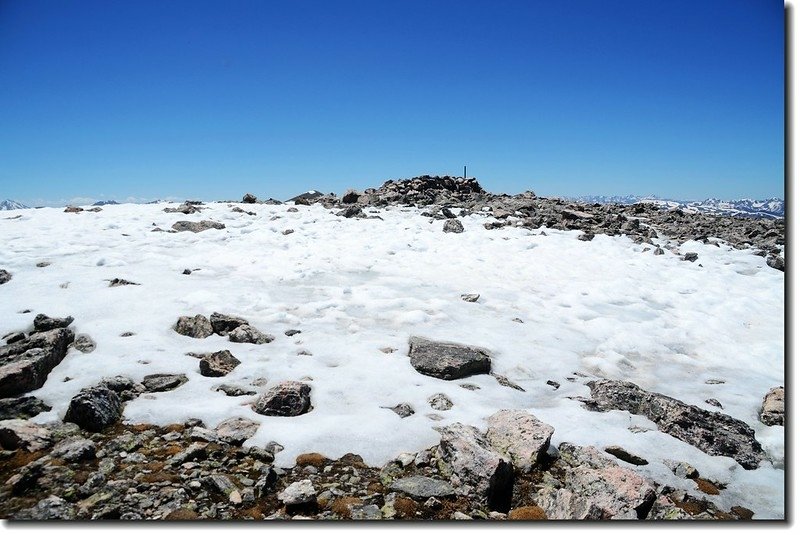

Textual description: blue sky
[0,0,784,206]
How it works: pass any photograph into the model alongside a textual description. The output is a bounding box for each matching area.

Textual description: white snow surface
[0,202,785,518]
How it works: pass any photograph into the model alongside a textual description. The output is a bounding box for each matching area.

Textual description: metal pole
[464,165,466,179]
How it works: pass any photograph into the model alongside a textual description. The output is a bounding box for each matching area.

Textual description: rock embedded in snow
[228,324,274,344]
[108,278,139,287]
[33,314,74,332]
[214,417,260,446]
[336,205,364,219]
[242,193,257,204]
[99,375,143,401]
[534,443,656,519]
[141,373,188,392]
[0,419,52,451]
[604,445,648,466]
[0,327,74,398]
[682,252,699,262]
[64,206,83,213]
[71,334,96,353]
[173,314,214,338]
[63,385,123,431]
[390,475,456,499]
[442,219,464,233]
[278,479,317,505]
[0,395,51,420]
[436,422,514,512]
[408,336,491,380]
[164,203,200,214]
[585,380,765,469]
[428,393,453,411]
[0,269,11,285]
[384,403,415,418]
[171,220,226,233]
[759,387,784,426]
[766,255,784,271]
[577,232,595,241]
[460,293,480,302]
[199,350,241,377]
[215,384,257,397]
[209,312,249,335]
[342,189,361,204]
[485,409,554,473]
[253,381,312,417]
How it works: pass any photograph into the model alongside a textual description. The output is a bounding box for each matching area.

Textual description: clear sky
[0,0,785,206]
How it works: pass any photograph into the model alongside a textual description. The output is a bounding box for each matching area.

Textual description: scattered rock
[443,219,464,233]
[585,380,765,469]
[278,479,317,505]
[63,386,123,431]
[33,313,74,332]
[766,255,784,271]
[215,384,257,397]
[0,269,11,285]
[173,314,213,338]
[284,329,301,337]
[253,381,312,417]
[460,293,480,302]
[51,437,97,462]
[108,278,139,287]
[171,221,226,233]
[604,445,648,466]
[428,393,453,411]
[14,495,76,520]
[242,193,257,204]
[408,336,491,380]
[282,229,294,235]
[0,419,52,450]
[537,443,656,520]
[72,334,96,353]
[759,387,784,426]
[384,403,414,418]
[577,232,595,241]
[0,327,75,397]
[342,190,360,204]
[64,206,84,213]
[337,205,364,218]
[228,324,274,344]
[436,422,514,512]
[199,350,241,377]
[546,380,560,390]
[209,312,248,335]
[390,476,455,499]
[664,460,699,479]
[705,398,723,409]
[214,417,259,446]
[142,374,188,392]
[682,252,699,262]
[3,331,25,344]
[485,409,554,472]
[492,373,525,392]
[0,396,51,420]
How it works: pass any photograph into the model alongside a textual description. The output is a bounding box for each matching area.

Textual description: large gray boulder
[408,337,491,380]
[63,386,123,431]
[171,220,226,233]
[253,381,312,417]
[585,380,765,470]
[199,350,241,377]
[759,387,784,426]
[173,315,213,338]
[214,417,259,446]
[534,443,656,519]
[0,328,75,398]
[485,409,554,472]
[436,422,514,512]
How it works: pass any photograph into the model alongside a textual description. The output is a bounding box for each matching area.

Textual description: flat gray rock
[408,336,491,380]
[142,373,188,392]
[0,328,74,398]
[390,476,456,499]
[171,220,225,233]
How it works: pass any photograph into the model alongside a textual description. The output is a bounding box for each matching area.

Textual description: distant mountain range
[570,195,784,219]
[92,200,119,206]
[0,199,29,210]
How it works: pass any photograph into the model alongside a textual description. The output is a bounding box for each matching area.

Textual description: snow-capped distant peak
[0,199,29,211]
[568,195,784,219]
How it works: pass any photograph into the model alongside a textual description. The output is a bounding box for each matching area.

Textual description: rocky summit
[0,175,784,520]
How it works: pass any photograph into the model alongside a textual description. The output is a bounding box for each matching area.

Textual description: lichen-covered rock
[173,314,213,338]
[485,409,554,472]
[14,495,76,520]
[408,337,491,380]
[390,476,455,499]
[0,419,52,451]
[759,387,784,426]
[535,443,656,519]
[585,380,765,470]
[253,381,312,417]
[214,417,259,446]
[436,422,514,512]
[228,324,274,344]
[199,350,241,377]
[63,386,123,431]
[171,220,226,233]
[51,437,97,462]
[0,328,75,398]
